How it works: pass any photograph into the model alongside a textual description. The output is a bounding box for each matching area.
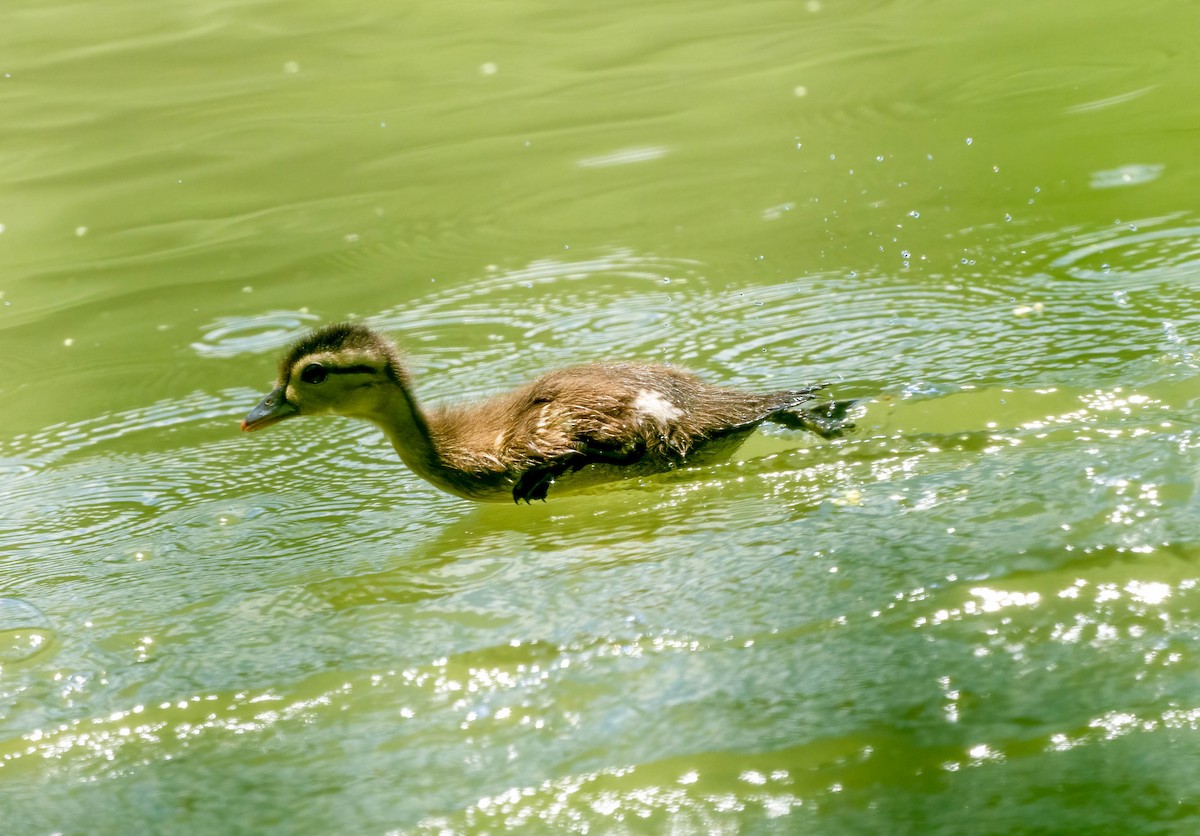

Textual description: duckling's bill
[241,385,298,432]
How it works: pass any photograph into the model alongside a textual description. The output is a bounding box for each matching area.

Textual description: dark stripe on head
[325,364,378,376]
[280,322,410,387]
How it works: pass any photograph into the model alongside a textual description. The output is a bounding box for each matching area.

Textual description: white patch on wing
[634,389,682,423]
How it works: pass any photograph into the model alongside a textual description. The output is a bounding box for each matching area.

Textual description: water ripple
[1049,218,1200,281]
[1088,163,1165,189]
[0,598,55,663]
[192,310,321,358]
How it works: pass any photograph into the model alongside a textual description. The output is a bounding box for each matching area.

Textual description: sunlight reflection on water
[3,234,1200,833]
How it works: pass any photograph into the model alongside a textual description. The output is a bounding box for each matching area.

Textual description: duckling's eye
[300,363,328,385]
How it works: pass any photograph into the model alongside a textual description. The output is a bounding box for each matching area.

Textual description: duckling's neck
[361,385,484,499]
[363,385,439,469]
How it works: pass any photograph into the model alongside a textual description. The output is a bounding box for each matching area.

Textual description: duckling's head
[241,322,411,431]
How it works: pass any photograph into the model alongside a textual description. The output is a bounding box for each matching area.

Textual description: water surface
[2,0,1200,832]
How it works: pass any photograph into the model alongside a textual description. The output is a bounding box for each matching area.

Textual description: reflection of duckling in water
[242,323,854,503]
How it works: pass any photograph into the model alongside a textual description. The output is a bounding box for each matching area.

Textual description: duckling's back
[426,361,822,498]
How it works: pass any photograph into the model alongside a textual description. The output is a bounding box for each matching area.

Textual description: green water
[3,0,1200,831]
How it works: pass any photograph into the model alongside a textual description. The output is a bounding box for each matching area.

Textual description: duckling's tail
[766,398,858,439]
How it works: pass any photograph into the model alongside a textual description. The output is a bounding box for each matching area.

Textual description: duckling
[241,322,852,503]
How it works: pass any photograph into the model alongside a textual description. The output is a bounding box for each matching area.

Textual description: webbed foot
[769,398,858,439]
[510,440,646,504]
[512,467,559,504]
